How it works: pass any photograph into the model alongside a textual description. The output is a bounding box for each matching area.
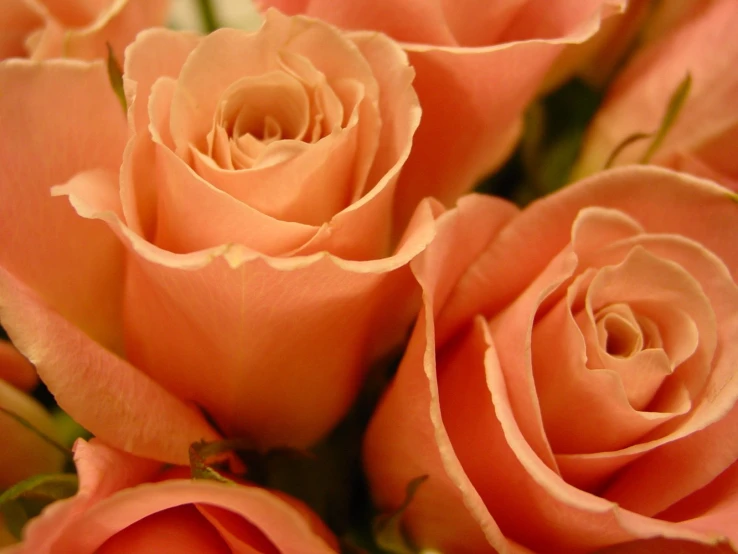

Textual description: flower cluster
[0,0,736,552]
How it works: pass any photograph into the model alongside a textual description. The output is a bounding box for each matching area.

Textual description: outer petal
[0,267,219,464]
[0,342,37,392]
[56,171,441,451]
[575,0,738,189]
[259,0,626,225]
[363,194,519,553]
[13,440,337,554]
[0,60,127,349]
[437,166,738,342]
[29,0,171,61]
[0,0,43,59]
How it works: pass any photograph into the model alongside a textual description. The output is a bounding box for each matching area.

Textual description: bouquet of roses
[1,0,736,552]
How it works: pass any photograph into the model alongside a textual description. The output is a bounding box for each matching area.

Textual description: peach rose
[364,167,738,553]
[4,439,338,553]
[258,0,626,223]
[575,0,738,191]
[0,10,437,464]
[0,341,65,490]
[0,0,169,61]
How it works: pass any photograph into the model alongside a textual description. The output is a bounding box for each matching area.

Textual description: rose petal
[364,195,519,553]
[0,0,43,59]
[0,266,219,464]
[97,506,232,554]
[0,341,37,392]
[442,319,724,551]
[574,0,738,188]
[50,480,336,553]
[0,59,127,349]
[438,166,738,342]
[29,0,170,61]
[56,169,441,449]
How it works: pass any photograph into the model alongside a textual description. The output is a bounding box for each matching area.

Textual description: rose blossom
[258,0,626,223]
[363,166,738,553]
[3,439,338,553]
[0,0,169,61]
[0,10,437,464]
[574,0,738,191]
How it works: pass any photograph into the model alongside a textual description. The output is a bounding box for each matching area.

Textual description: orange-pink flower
[0,0,169,61]
[364,166,738,553]
[6,439,338,553]
[0,10,440,464]
[259,0,626,223]
[575,0,738,191]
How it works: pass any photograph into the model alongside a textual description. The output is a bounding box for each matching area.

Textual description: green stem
[196,0,219,33]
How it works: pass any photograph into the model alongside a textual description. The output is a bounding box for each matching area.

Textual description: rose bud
[364,166,738,553]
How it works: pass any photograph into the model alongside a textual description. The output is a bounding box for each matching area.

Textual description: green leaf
[106,43,127,113]
[639,73,692,163]
[0,473,78,539]
[373,475,428,554]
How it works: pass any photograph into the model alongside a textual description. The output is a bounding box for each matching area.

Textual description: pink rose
[5,439,338,553]
[0,10,437,463]
[0,0,169,61]
[575,0,738,191]
[258,0,626,223]
[364,167,738,553]
[0,342,64,491]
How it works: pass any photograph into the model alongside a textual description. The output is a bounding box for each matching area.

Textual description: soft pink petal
[0,59,127,348]
[29,0,170,61]
[260,0,458,45]
[364,195,520,553]
[0,341,37,391]
[438,166,738,342]
[0,0,43,59]
[575,0,738,186]
[50,480,336,553]
[16,439,160,552]
[261,0,625,227]
[0,267,219,464]
[364,305,510,554]
[127,134,320,256]
[57,168,441,448]
[97,506,231,554]
[444,319,727,552]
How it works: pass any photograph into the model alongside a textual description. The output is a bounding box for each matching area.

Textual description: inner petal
[206,71,310,170]
[596,305,643,358]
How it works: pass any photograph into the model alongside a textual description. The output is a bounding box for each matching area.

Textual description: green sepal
[0,473,78,539]
[372,475,428,554]
[188,439,240,484]
[639,73,692,163]
[106,43,127,113]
